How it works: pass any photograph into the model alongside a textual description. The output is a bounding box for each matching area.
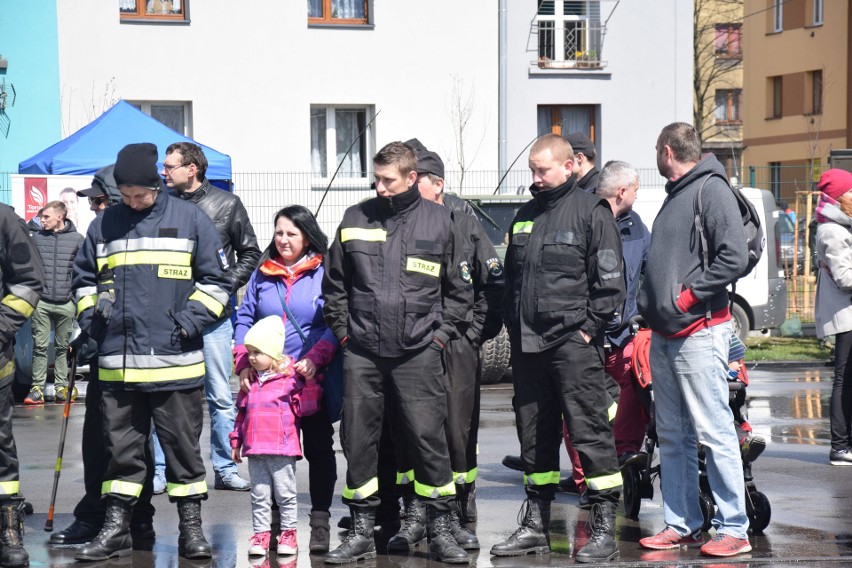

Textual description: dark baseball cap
[416,151,445,179]
[565,132,596,159]
[77,164,118,199]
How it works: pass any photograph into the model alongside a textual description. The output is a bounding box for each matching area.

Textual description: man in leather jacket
[163,142,261,492]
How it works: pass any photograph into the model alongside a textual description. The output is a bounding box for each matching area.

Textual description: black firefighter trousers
[0,377,20,499]
[102,386,207,504]
[341,344,455,511]
[512,332,621,504]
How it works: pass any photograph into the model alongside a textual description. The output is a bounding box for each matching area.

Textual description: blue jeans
[650,321,749,539]
[203,318,239,478]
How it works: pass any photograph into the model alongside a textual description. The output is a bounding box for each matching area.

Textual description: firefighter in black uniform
[0,204,43,568]
[322,141,473,565]
[72,143,231,562]
[388,148,503,553]
[491,134,625,564]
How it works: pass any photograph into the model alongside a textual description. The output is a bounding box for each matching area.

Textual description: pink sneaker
[277,528,298,555]
[700,533,752,557]
[640,527,705,550]
[248,531,271,557]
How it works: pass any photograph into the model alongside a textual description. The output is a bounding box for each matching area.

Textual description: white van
[632,186,788,341]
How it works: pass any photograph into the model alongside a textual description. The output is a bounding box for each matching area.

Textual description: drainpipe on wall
[498,0,507,187]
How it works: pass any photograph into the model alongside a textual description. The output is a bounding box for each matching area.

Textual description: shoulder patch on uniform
[485,257,503,278]
[10,243,30,264]
[597,249,619,272]
[217,248,230,270]
[459,260,472,283]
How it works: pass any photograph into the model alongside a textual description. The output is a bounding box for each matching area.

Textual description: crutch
[44,346,78,532]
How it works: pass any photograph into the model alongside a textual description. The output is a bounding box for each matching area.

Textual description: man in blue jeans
[637,122,751,558]
[161,142,261,491]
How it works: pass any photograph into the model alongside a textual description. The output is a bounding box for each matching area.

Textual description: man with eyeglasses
[162,141,261,492]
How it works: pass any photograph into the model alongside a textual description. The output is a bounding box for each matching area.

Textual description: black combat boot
[489,498,551,557]
[387,494,426,551]
[177,499,212,559]
[48,519,100,546]
[0,498,28,568]
[324,507,376,564]
[309,510,331,553]
[448,502,479,550]
[75,498,133,561]
[426,505,470,564]
[459,482,476,523]
[575,502,619,563]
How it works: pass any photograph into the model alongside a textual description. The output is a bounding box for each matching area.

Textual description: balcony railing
[534,19,606,70]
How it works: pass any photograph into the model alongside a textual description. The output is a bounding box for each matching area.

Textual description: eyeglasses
[88,196,107,205]
[162,163,187,173]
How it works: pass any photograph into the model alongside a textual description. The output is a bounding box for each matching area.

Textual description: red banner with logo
[23,177,48,221]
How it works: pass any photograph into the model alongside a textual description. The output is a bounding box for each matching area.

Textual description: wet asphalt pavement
[11,361,852,567]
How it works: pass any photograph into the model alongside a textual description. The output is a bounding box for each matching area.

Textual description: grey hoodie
[637,155,748,335]
[815,197,852,337]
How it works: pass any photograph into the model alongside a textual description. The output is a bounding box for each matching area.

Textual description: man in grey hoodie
[637,123,751,558]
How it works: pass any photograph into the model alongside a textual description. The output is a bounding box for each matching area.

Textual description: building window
[715,89,742,123]
[810,69,823,114]
[308,0,369,25]
[772,0,783,32]
[127,101,191,136]
[770,76,783,118]
[310,106,373,179]
[120,0,188,21]
[536,1,603,69]
[537,105,597,143]
[714,24,741,58]
[813,0,823,26]
[769,162,781,200]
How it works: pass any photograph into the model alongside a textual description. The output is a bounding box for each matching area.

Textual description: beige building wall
[696,0,744,182]
[742,0,849,201]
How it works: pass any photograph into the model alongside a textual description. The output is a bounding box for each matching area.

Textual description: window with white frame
[813,0,823,26]
[773,0,783,32]
[127,101,191,136]
[536,1,602,68]
[310,106,373,179]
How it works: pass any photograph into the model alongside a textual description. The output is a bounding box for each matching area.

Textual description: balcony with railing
[534,19,605,70]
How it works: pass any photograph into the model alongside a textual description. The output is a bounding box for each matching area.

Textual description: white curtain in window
[119,0,135,10]
[335,110,362,177]
[307,0,322,17]
[333,0,364,19]
[311,110,327,177]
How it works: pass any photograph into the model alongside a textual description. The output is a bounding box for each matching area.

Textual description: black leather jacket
[171,180,261,298]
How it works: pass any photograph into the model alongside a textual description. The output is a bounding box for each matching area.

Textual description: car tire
[730,302,749,343]
[480,326,510,385]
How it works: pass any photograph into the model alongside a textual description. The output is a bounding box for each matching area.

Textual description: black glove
[69,332,99,366]
[167,309,203,340]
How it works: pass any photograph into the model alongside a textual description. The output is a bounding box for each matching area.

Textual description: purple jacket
[230,368,303,457]
[234,256,338,380]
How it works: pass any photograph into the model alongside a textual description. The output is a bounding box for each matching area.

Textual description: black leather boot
[75,498,133,561]
[448,502,479,550]
[0,498,28,568]
[426,505,470,564]
[324,507,376,564]
[387,494,426,551]
[309,510,331,553]
[489,498,551,557]
[575,502,619,563]
[177,499,212,559]
[48,519,100,546]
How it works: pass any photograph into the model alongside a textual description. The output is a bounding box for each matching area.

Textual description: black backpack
[694,173,765,279]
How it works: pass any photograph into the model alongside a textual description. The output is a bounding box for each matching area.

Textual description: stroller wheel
[621,464,642,520]
[748,491,771,533]
[698,492,715,532]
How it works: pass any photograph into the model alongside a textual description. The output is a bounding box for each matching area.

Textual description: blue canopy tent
[18,100,232,188]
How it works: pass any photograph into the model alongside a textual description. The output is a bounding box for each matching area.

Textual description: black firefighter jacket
[503,178,625,353]
[323,185,473,358]
[72,190,231,392]
[0,204,44,385]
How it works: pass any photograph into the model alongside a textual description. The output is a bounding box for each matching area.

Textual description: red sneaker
[700,534,752,557]
[640,527,705,550]
[277,529,298,555]
[247,531,271,557]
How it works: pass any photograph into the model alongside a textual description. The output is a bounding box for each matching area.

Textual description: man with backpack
[637,122,752,558]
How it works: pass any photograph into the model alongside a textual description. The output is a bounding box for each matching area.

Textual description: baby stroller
[619,324,772,533]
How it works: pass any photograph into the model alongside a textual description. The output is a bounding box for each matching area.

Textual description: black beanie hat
[113,143,162,189]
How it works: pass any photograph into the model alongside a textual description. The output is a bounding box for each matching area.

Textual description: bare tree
[447,74,488,194]
[693,0,743,139]
[61,78,118,137]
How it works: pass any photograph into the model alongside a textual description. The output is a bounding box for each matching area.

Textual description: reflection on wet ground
[14,364,852,567]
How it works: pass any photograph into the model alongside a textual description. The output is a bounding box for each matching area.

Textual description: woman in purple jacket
[234,205,339,553]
